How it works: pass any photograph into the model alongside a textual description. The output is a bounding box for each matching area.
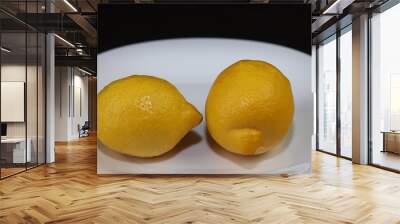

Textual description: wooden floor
[1,135,400,224]
[1,167,26,178]
[372,150,400,171]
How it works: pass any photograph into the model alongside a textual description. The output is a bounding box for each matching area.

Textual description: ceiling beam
[55,55,96,72]
[67,13,97,46]
[52,0,97,47]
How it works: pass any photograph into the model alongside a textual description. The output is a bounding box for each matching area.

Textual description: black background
[98,4,311,55]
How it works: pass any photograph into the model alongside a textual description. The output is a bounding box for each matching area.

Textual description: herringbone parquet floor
[1,135,400,224]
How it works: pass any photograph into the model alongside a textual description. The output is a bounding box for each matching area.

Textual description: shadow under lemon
[99,124,293,169]
[98,131,201,164]
[205,125,295,169]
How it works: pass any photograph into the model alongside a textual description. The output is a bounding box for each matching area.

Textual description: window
[390,74,400,130]
[339,28,352,158]
[370,2,400,171]
[317,36,337,154]
[0,1,47,179]
[316,25,353,159]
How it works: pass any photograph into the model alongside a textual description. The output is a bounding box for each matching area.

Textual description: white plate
[97,38,312,174]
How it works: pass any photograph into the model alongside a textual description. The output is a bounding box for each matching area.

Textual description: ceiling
[0,0,324,49]
[0,0,389,73]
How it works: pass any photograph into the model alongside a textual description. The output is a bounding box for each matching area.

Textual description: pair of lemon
[98,60,294,157]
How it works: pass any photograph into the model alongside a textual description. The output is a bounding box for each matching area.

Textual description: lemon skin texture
[98,75,202,158]
[206,60,294,155]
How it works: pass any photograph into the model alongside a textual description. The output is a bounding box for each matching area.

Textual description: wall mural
[97,4,312,174]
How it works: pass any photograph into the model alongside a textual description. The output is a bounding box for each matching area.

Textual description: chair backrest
[82,121,90,129]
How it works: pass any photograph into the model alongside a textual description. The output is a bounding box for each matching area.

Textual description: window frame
[315,24,353,161]
[367,0,400,173]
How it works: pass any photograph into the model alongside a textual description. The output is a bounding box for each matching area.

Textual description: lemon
[98,75,202,158]
[206,60,294,155]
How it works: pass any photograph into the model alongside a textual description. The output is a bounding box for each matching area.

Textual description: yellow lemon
[206,60,294,155]
[98,75,202,158]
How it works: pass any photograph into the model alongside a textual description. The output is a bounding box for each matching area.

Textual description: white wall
[1,63,46,164]
[1,65,38,137]
[55,66,70,141]
[1,65,27,140]
[55,67,89,141]
[78,72,89,138]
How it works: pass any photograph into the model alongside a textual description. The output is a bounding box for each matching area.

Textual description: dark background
[98,4,311,55]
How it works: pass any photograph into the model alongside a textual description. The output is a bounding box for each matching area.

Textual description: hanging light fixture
[54,34,75,48]
[63,0,78,12]
[78,67,93,76]
[1,47,11,53]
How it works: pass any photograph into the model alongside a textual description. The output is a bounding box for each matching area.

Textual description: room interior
[0,30,46,178]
